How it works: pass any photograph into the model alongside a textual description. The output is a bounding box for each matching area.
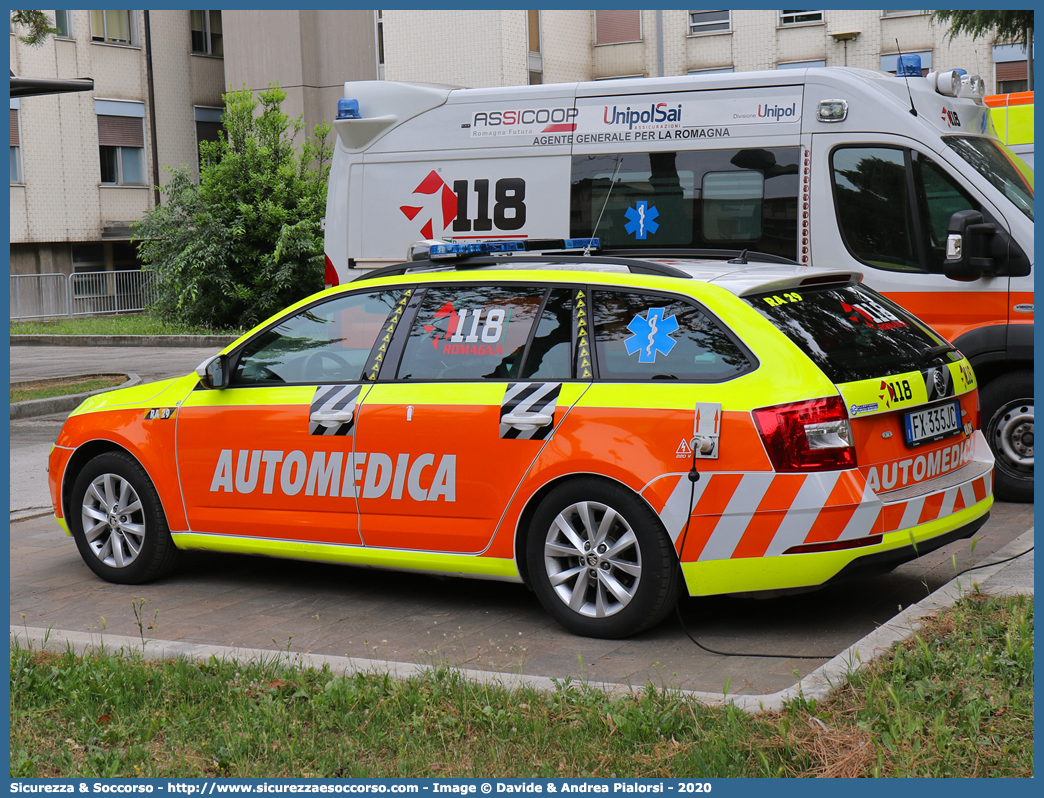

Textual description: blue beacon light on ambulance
[337,98,360,120]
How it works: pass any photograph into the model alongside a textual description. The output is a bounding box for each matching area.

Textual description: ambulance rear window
[746,284,951,384]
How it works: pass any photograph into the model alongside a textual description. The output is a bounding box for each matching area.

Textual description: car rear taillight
[752,395,856,472]
[324,254,339,288]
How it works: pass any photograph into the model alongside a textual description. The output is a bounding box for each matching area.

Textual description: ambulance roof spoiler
[332,81,453,151]
[736,270,862,297]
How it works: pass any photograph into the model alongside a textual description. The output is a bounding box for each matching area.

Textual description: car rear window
[745,283,950,384]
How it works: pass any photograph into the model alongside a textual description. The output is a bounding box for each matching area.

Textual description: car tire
[69,451,179,584]
[981,370,1033,503]
[526,478,681,639]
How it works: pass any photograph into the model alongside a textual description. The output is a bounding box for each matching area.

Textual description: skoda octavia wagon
[49,241,994,638]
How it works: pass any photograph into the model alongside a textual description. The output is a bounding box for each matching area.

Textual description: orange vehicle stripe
[918,492,946,525]
[972,476,987,503]
[679,473,743,561]
[880,502,906,534]
[802,474,860,543]
[730,475,807,559]
[985,92,1034,107]
[950,487,967,515]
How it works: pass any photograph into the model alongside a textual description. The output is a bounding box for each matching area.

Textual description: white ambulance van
[323,62,1034,501]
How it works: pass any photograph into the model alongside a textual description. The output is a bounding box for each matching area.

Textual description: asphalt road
[8,344,1035,696]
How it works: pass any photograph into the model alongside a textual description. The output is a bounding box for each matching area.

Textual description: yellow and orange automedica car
[49,241,994,638]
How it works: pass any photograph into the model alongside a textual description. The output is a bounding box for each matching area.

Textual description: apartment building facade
[382,9,1028,93]
[10,9,225,277]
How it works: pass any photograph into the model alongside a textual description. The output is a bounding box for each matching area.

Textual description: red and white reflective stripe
[648,470,874,561]
[887,470,991,533]
[646,460,991,563]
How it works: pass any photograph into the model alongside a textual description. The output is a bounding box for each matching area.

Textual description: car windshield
[942,136,1034,221]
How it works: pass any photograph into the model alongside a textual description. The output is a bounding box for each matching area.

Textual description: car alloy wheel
[81,472,147,569]
[543,500,642,619]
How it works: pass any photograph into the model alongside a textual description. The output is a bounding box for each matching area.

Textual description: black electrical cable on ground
[954,546,1033,577]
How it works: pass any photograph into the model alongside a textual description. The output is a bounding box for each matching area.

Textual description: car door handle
[309,408,354,426]
[502,411,553,431]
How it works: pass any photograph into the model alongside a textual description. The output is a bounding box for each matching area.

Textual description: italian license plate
[903,400,962,446]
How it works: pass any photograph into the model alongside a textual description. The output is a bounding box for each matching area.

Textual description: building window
[190,10,222,55]
[595,10,641,45]
[376,9,384,79]
[993,43,1032,93]
[688,10,730,34]
[55,10,74,38]
[777,59,826,69]
[10,102,22,184]
[528,10,542,84]
[688,67,734,74]
[96,100,146,186]
[194,106,224,170]
[880,51,931,76]
[778,10,823,26]
[881,10,925,17]
[90,9,136,45]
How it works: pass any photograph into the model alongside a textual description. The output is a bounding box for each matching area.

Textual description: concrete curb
[10,372,140,419]
[9,529,1033,714]
[11,334,238,348]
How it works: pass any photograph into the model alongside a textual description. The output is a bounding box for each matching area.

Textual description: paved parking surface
[10,502,1032,696]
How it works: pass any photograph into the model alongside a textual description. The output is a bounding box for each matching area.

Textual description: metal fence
[11,270,157,321]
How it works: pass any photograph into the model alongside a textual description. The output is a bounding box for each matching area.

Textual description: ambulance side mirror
[195,354,229,390]
[943,210,995,281]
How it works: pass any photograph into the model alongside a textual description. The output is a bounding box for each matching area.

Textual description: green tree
[931,11,1034,90]
[11,10,59,46]
[134,84,332,329]
[931,11,1034,45]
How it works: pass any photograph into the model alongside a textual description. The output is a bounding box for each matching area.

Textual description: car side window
[911,151,980,272]
[592,290,754,381]
[395,285,545,381]
[521,288,574,380]
[231,289,402,386]
[831,146,923,272]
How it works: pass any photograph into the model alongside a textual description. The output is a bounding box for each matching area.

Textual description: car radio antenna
[584,155,623,255]
[896,39,918,117]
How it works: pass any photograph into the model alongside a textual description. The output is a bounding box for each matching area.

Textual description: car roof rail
[602,247,800,266]
[352,254,695,282]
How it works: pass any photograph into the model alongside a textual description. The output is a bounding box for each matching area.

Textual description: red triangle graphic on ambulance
[400,205,423,221]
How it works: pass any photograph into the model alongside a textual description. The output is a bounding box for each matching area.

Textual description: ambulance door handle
[310,408,354,426]
[502,411,553,431]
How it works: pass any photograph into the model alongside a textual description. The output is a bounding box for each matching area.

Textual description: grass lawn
[11,376,126,404]
[10,315,243,337]
[10,592,1032,778]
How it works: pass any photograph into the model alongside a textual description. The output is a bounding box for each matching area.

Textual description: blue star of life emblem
[624,201,659,239]
[624,308,679,363]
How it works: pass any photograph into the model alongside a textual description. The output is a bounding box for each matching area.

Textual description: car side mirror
[943,209,996,281]
[195,354,229,390]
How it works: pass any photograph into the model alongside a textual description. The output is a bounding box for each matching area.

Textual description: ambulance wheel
[981,371,1033,503]
[69,451,179,584]
[527,479,681,639]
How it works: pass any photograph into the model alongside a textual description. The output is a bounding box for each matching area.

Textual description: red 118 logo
[400,171,527,239]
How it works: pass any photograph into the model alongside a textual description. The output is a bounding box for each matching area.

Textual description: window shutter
[996,61,1027,83]
[596,10,641,45]
[97,115,144,147]
[195,120,223,144]
[10,109,19,147]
